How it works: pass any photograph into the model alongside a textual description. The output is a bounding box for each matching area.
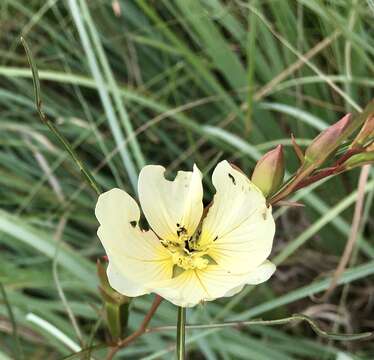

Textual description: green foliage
[0,0,373,359]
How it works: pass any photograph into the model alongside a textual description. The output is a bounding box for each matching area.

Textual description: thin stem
[20,37,101,196]
[0,283,24,360]
[176,307,186,360]
[148,313,372,341]
[292,147,365,191]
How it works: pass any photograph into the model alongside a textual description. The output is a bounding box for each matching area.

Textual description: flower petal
[95,188,174,297]
[200,160,275,273]
[152,270,207,307]
[138,164,203,242]
[106,261,145,297]
[222,260,276,297]
[151,261,274,307]
[244,260,276,285]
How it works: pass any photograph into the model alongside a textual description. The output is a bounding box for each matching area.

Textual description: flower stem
[176,306,186,360]
[21,37,101,196]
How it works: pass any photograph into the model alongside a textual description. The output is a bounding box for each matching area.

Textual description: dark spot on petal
[214,235,218,241]
[177,225,187,237]
[130,220,137,227]
[228,173,236,185]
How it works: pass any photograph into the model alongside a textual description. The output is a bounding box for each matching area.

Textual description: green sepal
[343,151,374,169]
[97,260,131,341]
[105,301,130,341]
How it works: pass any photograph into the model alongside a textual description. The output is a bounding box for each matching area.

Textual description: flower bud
[304,114,352,166]
[251,145,284,197]
[351,116,374,147]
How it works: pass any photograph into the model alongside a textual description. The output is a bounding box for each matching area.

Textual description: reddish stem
[293,167,338,191]
[294,147,364,191]
[270,147,365,205]
[334,147,363,166]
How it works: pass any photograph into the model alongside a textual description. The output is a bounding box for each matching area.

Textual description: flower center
[171,249,209,270]
[161,223,218,271]
[161,233,211,271]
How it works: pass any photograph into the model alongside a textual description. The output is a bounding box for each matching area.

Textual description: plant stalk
[176,306,186,360]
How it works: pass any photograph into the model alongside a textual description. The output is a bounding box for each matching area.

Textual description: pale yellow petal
[152,270,207,307]
[151,262,274,307]
[223,260,276,297]
[200,160,275,273]
[222,283,245,298]
[244,260,276,284]
[106,261,145,297]
[138,164,203,242]
[203,260,276,300]
[95,188,173,296]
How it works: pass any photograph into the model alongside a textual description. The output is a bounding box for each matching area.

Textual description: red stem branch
[269,147,364,204]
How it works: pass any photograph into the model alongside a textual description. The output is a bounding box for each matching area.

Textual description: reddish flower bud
[351,116,374,147]
[304,114,352,166]
[251,145,284,197]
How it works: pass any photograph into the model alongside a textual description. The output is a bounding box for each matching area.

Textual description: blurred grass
[0,0,373,359]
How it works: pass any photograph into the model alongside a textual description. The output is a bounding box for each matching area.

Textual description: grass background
[0,0,373,359]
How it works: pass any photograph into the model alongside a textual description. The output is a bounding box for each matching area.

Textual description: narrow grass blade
[0,283,24,360]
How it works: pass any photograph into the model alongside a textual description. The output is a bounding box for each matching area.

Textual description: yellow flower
[95,160,276,307]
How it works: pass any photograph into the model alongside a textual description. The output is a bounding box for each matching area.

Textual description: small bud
[304,114,352,166]
[251,145,284,197]
[351,116,374,148]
